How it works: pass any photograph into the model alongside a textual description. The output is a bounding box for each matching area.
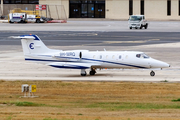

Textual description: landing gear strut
[89,68,96,75]
[150,71,155,76]
[81,69,87,76]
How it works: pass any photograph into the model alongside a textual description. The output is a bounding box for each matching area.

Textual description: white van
[128,15,148,29]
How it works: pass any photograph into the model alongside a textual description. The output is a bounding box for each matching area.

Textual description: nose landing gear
[150,71,155,76]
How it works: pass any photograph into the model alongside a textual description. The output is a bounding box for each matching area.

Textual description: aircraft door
[79,52,82,60]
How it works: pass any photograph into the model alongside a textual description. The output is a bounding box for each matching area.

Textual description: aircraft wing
[47,62,94,69]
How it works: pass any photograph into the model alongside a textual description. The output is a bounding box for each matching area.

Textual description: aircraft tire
[150,71,155,76]
[36,19,40,23]
[140,25,142,29]
[81,71,87,76]
[9,21,14,23]
[89,71,95,75]
[145,24,148,29]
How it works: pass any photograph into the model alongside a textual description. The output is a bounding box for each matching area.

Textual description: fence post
[1,0,3,15]
[56,5,60,20]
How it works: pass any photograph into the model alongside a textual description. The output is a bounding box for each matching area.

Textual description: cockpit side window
[142,54,149,58]
[136,54,141,58]
[136,53,149,59]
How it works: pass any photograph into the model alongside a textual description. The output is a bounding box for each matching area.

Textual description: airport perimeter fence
[0,6,2,17]
[0,4,67,20]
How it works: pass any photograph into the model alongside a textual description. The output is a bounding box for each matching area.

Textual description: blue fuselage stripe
[25,57,147,69]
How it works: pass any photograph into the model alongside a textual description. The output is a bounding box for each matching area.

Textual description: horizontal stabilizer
[10,36,35,39]
[48,62,92,69]
[10,35,40,41]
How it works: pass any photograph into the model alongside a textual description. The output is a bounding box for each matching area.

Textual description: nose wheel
[150,71,155,76]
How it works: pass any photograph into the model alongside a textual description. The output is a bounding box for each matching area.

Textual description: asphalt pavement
[0,21,180,81]
[0,31,180,47]
[0,21,180,32]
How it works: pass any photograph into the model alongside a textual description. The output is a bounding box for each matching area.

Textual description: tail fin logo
[29,43,34,49]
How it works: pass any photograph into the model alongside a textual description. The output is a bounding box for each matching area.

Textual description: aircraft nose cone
[160,62,170,68]
[150,59,170,68]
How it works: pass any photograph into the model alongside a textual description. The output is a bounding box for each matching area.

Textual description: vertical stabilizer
[13,34,53,55]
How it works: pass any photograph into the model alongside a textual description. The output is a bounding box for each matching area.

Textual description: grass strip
[86,102,180,110]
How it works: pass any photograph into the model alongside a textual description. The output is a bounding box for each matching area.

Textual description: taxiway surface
[0,21,179,81]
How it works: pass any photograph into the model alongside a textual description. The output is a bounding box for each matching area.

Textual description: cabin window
[100,55,102,59]
[106,55,108,59]
[93,55,96,58]
[119,55,121,59]
[112,55,115,59]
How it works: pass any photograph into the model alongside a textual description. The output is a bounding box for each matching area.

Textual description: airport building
[1,0,180,20]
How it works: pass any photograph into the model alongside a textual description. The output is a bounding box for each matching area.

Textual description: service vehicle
[9,13,44,23]
[128,15,148,29]
[9,13,27,23]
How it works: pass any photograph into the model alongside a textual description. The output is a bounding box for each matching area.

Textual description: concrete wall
[133,0,140,15]
[107,0,180,20]
[106,0,129,19]
[105,0,180,20]
[145,0,180,20]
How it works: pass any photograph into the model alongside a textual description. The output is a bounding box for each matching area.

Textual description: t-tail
[11,34,60,56]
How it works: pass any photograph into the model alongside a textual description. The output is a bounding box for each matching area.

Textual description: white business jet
[12,34,170,76]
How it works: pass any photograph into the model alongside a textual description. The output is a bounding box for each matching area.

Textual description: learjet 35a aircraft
[12,34,170,76]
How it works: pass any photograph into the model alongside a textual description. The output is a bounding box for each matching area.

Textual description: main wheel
[150,71,155,76]
[81,71,87,76]
[89,71,95,75]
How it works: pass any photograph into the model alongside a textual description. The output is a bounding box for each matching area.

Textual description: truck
[9,13,44,23]
[128,15,148,29]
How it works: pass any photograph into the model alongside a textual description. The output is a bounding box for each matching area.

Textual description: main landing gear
[89,68,96,75]
[80,68,96,76]
[150,71,155,76]
[81,69,87,76]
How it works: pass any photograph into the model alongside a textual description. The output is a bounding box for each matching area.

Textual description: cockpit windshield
[136,53,150,59]
[129,16,142,21]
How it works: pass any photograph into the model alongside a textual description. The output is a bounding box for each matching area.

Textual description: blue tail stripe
[20,35,40,41]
